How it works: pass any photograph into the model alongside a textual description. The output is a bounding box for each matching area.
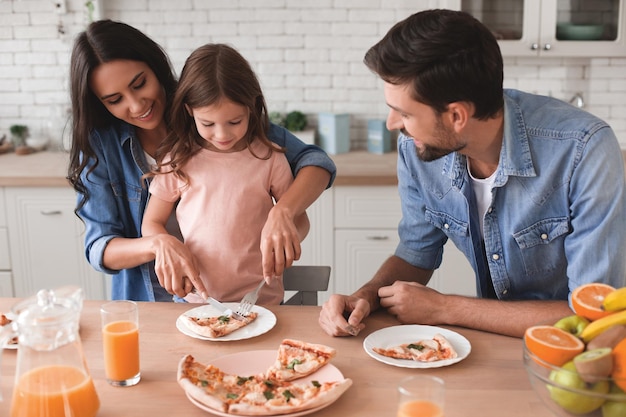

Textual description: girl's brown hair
[154,43,282,184]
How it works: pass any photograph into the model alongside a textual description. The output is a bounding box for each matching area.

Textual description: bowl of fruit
[523,283,626,417]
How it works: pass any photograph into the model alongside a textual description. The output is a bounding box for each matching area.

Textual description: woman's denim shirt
[78,121,337,301]
[395,89,626,302]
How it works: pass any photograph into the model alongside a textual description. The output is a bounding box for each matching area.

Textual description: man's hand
[378,281,445,325]
[319,294,370,336]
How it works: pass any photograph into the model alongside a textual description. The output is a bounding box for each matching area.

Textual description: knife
[206,297,245,320]
[206,297,232,314]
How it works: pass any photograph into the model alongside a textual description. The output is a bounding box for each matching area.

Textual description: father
[319,9,626,338]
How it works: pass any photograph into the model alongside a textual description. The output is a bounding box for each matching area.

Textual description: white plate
[184,350,347,417]
[1,312,17,350]
[176,304,276,341]
[363,325,471,368]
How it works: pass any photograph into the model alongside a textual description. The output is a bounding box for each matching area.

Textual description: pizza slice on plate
[373,333,457,362]
[183,312,258,338]
[265,339,337,381]
[1,313,17,346]
[177,354,352,416]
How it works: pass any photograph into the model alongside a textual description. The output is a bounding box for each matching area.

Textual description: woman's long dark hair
[67,19,177,209]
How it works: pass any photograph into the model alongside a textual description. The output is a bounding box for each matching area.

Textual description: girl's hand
[260,205,302,282]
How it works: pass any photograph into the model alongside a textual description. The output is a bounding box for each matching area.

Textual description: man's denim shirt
[395,89,626,302]
[78,121,337,301]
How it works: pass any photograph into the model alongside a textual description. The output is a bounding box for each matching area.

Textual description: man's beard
[404,117,464,162]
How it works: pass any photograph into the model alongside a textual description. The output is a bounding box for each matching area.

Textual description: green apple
[602,383,626,417]
[553,314,590,337]
[548,360,609,414]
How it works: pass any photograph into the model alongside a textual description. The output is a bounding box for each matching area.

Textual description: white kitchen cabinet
[0,187,13,297]
[330,186,476,305]
[4,187,107,300]
[446,0,626,57]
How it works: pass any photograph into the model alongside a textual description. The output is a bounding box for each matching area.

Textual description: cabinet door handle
[543,43,552,51]
[366,236,390,241]
[530,43,539,50]
[40,210,62,215]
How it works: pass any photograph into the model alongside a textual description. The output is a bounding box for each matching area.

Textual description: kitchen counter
[0,150,399,187]
[0,150,71,187]
[1,149,625,187]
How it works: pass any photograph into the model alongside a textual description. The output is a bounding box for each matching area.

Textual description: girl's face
[89,59,167,132]
[189,98,250,152]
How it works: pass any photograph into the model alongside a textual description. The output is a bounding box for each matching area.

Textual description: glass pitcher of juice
[0,287,100,417]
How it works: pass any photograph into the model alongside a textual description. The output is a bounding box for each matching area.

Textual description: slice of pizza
[177,354,352,416]
[373,333,458,362]
[1,313,17,346]
[183,312,258,338]
[265,339,337,381]
[228,376,352,415]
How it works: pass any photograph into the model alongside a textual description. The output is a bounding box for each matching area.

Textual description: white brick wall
[0,0,625,149]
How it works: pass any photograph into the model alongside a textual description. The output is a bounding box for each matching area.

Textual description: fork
[235,279,265,317]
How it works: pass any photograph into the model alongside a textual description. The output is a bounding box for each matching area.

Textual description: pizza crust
[177,355,229,412]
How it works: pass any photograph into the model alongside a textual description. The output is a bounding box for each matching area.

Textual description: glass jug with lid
[0,286,100,417]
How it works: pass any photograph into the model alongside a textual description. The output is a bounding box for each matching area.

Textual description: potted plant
[269,111,315,145]
[10,124,29,147]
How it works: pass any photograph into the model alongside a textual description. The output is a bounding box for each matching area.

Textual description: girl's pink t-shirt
[149,140,293,304]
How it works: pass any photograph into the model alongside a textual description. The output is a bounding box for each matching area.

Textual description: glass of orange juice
[397,375,445,417]
[101,300,140,387]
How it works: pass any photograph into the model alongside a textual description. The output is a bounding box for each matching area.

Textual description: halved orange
[612,337,626,391]
[524,325,585,367]
[572,283,616,321]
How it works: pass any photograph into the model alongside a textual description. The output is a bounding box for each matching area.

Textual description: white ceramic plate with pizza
[1,311,18,350]
[176,303,276,341]
[363,324,471,368]
[185,350,347,417]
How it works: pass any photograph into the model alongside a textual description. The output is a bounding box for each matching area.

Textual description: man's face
[383,82,465,161]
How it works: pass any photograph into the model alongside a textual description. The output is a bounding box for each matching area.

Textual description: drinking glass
[100,300,140,387]
[397,375,445,417]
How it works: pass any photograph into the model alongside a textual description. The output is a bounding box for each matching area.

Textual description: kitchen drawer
[0,271,13,297]
[334,186,401,229]
[0,228,9,270]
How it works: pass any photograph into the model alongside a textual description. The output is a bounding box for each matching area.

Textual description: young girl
[142,44,308,304]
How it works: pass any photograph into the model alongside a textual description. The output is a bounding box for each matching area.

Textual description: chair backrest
[283,265,331,306]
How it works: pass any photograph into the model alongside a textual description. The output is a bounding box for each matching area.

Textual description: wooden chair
[283,265,331,306]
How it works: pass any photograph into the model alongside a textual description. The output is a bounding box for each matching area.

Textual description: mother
[67,20,336,301]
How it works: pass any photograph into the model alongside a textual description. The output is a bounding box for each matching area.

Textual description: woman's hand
[260,204,302,282]
[150,234,205,298]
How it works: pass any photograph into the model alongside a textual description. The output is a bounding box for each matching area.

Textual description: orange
[612,337,626,392]
[524,325,585,366]
[572,283,616,321]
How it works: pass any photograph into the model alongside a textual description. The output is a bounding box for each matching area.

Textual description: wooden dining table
[0,298,554,417]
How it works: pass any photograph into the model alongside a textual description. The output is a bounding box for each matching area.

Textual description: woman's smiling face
[89,59,167,131]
